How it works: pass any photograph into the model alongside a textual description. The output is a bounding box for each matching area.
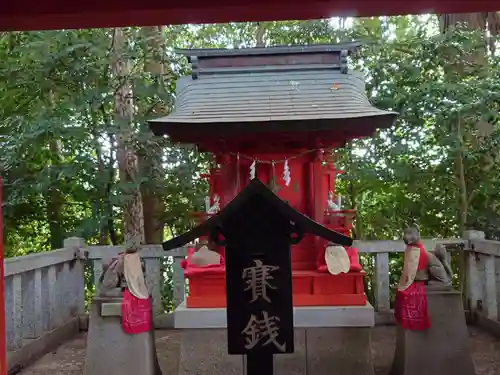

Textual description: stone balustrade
[4,238,85,353]
[3,231,500,371]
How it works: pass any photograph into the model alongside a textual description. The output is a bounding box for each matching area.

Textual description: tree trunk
[93,135,108,245]
[97,105,118,245]
[487,12,500,54]
[47,90,65,249]
[47,138,65,249]
[455,119,468,235]
[106,131,118,245]
[140,26,167,244]
[112,28,145,251]
[439,13,487,32]
[92,126,117,245]
[255,22,267,47]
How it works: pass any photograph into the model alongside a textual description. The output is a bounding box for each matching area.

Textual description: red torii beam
[0,0,499,31]
[0,178,5,375]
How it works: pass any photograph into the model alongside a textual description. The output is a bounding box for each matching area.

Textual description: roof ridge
[194,63,345,77]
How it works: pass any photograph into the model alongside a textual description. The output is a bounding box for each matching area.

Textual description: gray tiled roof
[150,66,397,134]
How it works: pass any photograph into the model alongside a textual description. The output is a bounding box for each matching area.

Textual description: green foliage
[0,28,210,255]
[335,18,500,241]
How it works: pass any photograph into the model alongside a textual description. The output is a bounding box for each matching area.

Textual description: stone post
[389,288,475,375]
[461,231,485,316]
[83,240,162,375]
[462,230,486,241]
[63,237,87,317]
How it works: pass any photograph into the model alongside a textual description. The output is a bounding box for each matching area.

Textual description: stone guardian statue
[390,225,475,375]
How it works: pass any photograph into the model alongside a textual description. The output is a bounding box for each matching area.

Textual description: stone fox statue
[98,254,148,296]
[429,243,453,286]
[396,225,431,330]
[395,225,453,331]
[402,226,452,286]
[98,255,125,296]
[94,254,163,375]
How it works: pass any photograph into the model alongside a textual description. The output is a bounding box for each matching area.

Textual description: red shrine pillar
[301,149,327,267]
[216,154,237,207]
[0,177,6,375]
[311,149,326,223]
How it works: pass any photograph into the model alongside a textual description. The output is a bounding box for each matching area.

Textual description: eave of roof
[149,67,397,136]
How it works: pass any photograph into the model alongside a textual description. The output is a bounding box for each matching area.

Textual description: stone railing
[4,237,85,371]
[4,231,500,371]
[354,231,500,329]
[354,237,465,316]
[83,232,499,325]
[464,232,500,324]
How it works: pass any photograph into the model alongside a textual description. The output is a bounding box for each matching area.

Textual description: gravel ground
[16,326,500,375]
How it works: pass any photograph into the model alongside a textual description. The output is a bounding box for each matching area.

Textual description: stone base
[175,301,375,328]
[390,289,476,375]
[177,302,375,375]
[83,297,162,375]
[179,328,373,375]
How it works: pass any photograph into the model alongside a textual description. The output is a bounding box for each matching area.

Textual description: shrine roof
[149,44,397,138]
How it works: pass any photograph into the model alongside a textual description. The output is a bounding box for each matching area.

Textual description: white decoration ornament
[327,191,340,211]
[206,194,220,214]
[191,245,221,266]
[123,252,149,299]
[204,196,211,212]
[289,80,300,91]
[325,245,350,275]
[250,160,256,180]
[283,159,291,186]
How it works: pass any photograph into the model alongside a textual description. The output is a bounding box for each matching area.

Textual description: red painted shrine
[150,43,397,308]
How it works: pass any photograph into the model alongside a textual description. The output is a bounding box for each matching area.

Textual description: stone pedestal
[175,301,375,375]
[390,289,476,375]
[84,297,162,375]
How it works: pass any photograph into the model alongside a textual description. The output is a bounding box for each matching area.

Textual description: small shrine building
[150,43,397,308]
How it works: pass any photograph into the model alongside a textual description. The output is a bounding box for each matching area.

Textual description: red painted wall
[211,151,342,270]
[0,177,6,375]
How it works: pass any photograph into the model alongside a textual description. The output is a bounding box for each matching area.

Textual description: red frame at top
[0,0,499,31]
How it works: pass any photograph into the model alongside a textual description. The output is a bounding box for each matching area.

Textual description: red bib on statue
[121,288,152,334]
[394,281,430,330]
